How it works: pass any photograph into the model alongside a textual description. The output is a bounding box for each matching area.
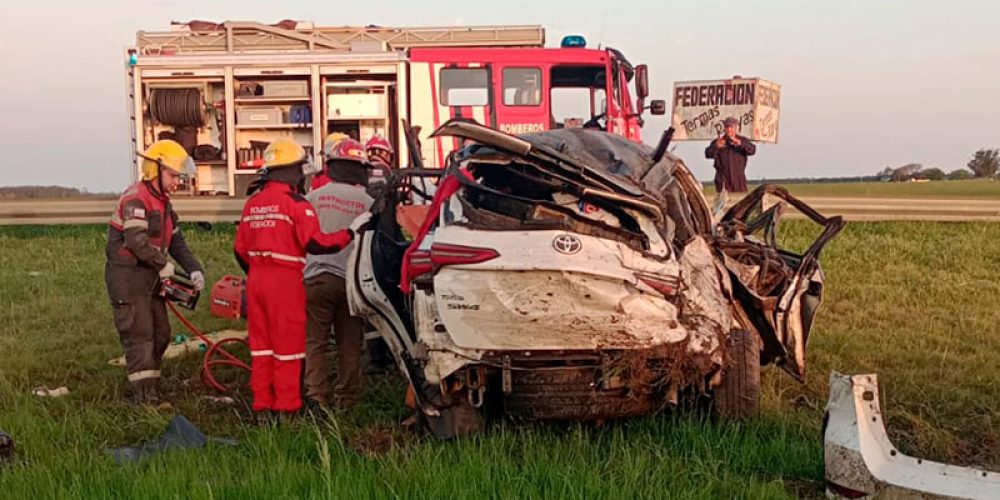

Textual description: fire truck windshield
[549,65,608,130]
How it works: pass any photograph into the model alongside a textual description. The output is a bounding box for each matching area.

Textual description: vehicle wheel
[712,329,761,420]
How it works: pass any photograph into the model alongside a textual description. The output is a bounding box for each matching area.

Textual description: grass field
[1,221,999,498]
[703,178,1000,199]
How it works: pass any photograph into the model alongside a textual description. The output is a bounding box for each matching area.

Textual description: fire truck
[126,21,665,196]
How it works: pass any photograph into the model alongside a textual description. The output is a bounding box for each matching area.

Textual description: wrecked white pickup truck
[346,121,845,438]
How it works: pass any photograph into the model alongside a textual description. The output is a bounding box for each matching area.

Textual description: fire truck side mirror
[635,64,649,99]
[649,99,667,116]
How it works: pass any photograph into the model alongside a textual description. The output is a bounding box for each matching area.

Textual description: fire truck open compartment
[127,22,547,196]
[141,79,227,194]
[323,74,397,155]
[127,22,663,196]
[127,23,542,196]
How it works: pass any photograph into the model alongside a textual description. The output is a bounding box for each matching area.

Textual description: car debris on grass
[824,372,1000,499]
[31,386,70,398]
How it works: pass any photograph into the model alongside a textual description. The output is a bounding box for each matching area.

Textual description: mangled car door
[346,212,415,360]
[717,185,845,380]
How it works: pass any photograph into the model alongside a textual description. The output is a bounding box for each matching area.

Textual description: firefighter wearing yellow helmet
[139,139,196,182]
[235,138,358,418]
[105,139,204,407]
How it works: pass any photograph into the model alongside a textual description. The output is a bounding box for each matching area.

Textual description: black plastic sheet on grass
[106,415,238,464]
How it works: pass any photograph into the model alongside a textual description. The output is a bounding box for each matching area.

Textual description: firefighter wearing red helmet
[364,135,394,190]
[234,139,363,418]
[105,140,204,407]
[365,135,393,166]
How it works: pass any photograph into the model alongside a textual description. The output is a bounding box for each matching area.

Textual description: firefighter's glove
[348,212,372,235]
[158,262,175,280]
[190,271,205,291]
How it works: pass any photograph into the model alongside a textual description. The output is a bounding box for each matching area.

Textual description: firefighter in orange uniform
[105,139,205,406]
[234,139,360,417]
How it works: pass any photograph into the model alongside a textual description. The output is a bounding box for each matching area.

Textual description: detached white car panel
[825,373,1000,499]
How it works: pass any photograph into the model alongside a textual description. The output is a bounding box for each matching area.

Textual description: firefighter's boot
[130,379,171,410]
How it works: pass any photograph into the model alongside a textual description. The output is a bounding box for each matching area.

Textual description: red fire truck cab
[409,42,665,167]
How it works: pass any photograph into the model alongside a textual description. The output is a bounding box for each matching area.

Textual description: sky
[0,0,997,192]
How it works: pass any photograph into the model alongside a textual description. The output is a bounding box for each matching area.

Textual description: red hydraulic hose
[167,301,250,393]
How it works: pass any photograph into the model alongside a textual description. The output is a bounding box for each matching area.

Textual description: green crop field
[704,178,1000,199]
[1,221,999,498]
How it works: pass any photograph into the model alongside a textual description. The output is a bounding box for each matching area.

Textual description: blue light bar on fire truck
[560,35,587,48]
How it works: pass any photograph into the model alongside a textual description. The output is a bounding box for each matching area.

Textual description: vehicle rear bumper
[439,346,723,421]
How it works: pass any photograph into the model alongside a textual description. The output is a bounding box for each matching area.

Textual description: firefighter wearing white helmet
[105,139,204,407]
[303,139,375,409]
[234,138,360,419]
[311,132,350,191]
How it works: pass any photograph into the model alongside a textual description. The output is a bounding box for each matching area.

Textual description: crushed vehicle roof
[433,121,652,199]
[433,120,715,246]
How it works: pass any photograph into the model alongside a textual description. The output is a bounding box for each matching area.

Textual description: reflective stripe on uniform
[123,219,149,230]
[127,369,161,382]
[241,213,294,224]
[250,350,303,361]
[246,250,306,264]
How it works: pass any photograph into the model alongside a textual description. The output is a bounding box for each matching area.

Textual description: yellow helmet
[139,140,194,181]
[263,139,306,169]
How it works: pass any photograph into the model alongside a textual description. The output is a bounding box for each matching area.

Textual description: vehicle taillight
[407,249,433,280]
[635,273,679,297]
[430,243,500,267]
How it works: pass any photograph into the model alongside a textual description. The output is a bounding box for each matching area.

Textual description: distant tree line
[0,186,116,199]
[742,176,883,185]
[872,147,998,182]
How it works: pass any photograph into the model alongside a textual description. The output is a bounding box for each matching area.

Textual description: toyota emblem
[552,234,582,255]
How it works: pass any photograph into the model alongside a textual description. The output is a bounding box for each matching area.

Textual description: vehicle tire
[712,329,761,420]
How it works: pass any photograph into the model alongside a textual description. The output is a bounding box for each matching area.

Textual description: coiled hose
[167,301,250,393]
[149,88,206,127]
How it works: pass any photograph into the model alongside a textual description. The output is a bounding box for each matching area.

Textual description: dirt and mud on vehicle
[347,120,845,439]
